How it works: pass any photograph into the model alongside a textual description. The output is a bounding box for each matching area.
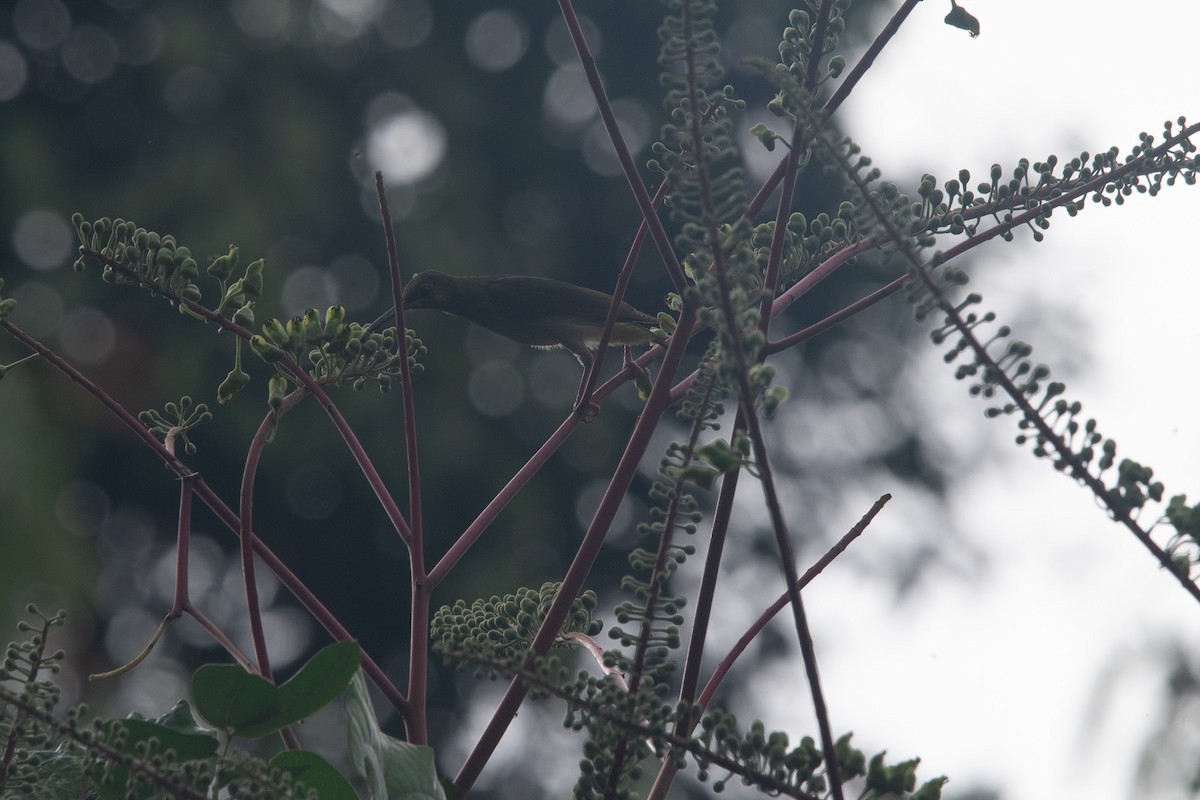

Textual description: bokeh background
[1,1,1198,798]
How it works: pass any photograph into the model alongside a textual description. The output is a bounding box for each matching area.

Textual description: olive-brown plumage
[371,271,657,369]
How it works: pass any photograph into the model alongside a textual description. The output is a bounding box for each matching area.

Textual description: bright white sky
[769,2,1200,799]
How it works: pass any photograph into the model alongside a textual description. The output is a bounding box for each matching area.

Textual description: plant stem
[451,304,699,797]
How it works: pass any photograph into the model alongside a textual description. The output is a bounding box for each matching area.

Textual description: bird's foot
[625,347,653,401]
[573,398,601,422]
[623,346,643,375]
[573,370,601,422]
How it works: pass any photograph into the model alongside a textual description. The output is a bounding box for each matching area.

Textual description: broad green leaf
[191,663,281,734]
[191,640,360,739]
[346,671,445,800]
[237,639,361,739]
[275,640,362,724]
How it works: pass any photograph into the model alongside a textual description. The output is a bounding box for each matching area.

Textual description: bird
[370,271,660,411]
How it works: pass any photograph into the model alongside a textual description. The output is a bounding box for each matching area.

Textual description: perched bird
[371,271,657,367]
[370,271,659,410]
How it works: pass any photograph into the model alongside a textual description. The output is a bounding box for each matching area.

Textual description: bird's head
[401,271,458,312]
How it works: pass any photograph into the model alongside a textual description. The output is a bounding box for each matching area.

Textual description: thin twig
[0,319,413,721]
[575,182,666,412]
[555,0,689,295]
[648,494,890,799]
[238,407,283,680]
[698,494,891,709]
[836,118,1200,605]
[451,304,700,798]
[374,173,431,744]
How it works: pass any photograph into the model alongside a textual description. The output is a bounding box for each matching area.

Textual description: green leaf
[191,663,282,734]
[347,671,446,800]
[240,639,361,739]
[192,640,361,739]
[271,750,357,800]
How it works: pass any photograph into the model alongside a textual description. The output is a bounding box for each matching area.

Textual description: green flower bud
[262,318,289,347]
[324,304,346,332]
[241,258,264,298]
[155,246,176,278]
[747,363,774,388]
[944,1,981,37]
[762,385,788,417]
[206,245,239,281]
[677,465,720,491]
[267,373,287,411]
[749,122,777,151]
[300,308,321,340]
[326,323,351,354]
[178,255,198,281]
[286,317,306,352]
[695,439,743,472]
[249,334,286,363]
[911,777,948,800]
[232,303,255,326]
[179,283,203,304]
[217,367,250,405]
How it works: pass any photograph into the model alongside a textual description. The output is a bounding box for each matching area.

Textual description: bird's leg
[573,375,600,422]
[622,346,642,375]
[571,349,601,422]
[624,346,653,401]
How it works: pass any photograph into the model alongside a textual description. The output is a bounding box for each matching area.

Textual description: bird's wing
[483,276,642,325]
